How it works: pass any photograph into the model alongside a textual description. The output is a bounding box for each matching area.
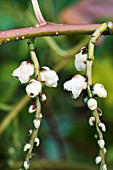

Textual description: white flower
[26,79,42,98]
[89,116,95,126]
[63,74,87,99]
[95,156,101,164]
[12,61,34,83]
[24,143,31,152]
[97,139,105,149]
[35,138,40,147]
[98,122,106,132]
[92,83,107,98]
[87,98,97,110]
[74,47,88,71]
[40,66,59,87]
[33,119,40,129]
[23,161,30,169]
[29,105,37,113]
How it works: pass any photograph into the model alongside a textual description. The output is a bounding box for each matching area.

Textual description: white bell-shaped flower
[63,74,87,99]
[40,66,59,87]
[26,79,42,98]
[12,61,34,83]
[74,47,88,71]
[87,98,97,110]
[92,83,107,98]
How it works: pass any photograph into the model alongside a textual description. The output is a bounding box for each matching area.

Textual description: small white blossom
[28,129,32,136]
[33,119,40,129]
[12,61,34,83]
[102,164,107,170]
[93,83,107,98]
[97,139,105,149]
[29,105,37,113]
[95,156,101,164]
[63,74,87,99]
[35,137,40,147]
[40,66,59,87]
[87,98,97,110]
[26,79,42,98]
[98,122,106,132]
[23,161,30,169]
[89,116,95,126]
[24,143,31,152]
[74,47,88,71]
[39,93,47,103]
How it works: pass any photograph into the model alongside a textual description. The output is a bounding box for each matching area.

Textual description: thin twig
[31,0,46,24]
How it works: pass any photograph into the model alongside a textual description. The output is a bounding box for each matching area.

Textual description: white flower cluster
[12,62,59,98]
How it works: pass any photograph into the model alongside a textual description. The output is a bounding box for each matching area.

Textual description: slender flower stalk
[31,0,46,24]
[20,39,42,169]
[86,23,110,170]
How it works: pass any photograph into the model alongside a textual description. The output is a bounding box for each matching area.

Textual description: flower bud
[23,161,30,169]
[97,139,105,149]
[95,156,101,164]
[98,122,106,132]
[33,119,40,129]
[39,113,43,119]
[104,148,107,154]
[87,98,97,110]
[92,83,107,98]
[28,129,32,136]
[24,143,31,152]
[29,105,37,113]
[89,116,95,126]
[39,93,47,103]
[35,138,40,147]
[102,164,107,170]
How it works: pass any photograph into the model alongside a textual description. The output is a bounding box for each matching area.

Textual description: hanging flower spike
[74,47,88,71]
[26,79,42,98]
[92,83,107,98]
[63,74,87,99]
[12,61,34,83]
[40,66,59,87]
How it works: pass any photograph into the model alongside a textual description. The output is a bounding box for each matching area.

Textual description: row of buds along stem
[63,47,107,169]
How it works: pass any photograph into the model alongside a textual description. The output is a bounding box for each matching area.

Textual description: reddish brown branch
[0,22,112,45]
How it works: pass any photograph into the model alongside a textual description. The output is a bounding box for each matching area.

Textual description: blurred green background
[0,0,113,169]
